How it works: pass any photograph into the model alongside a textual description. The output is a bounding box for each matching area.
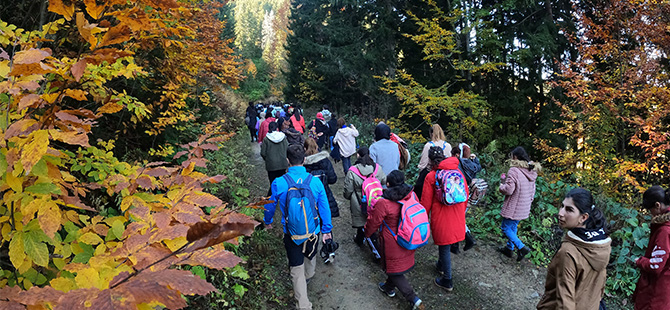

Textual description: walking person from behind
[421,147,468,291]
[260,122,288,196]
[633,185,670,310]
[344,147,386,245]
[365,170,425,310]
[498,146,541,261]
[333,117,359,174]
[245,101,258,142]
[304,138,340,217]
[537,187,611,310]
[370,122,400,175]
[264,145,333,310]
[415,124,451,200]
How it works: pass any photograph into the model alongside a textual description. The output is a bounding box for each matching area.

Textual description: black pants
[284,234,319,267]
[382,274,417,302]
[267,169,287,196]
[248,124,257,141]
[413,168,430,201]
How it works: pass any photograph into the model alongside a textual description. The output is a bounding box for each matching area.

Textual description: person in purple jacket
[497,146,541,261]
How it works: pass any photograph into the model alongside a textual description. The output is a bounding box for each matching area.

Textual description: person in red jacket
[421,147,468,292]
[634,185,670,310]
[365,170,424,310]
[257,108,277,144]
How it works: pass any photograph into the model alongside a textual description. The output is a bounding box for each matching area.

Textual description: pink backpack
[383,192,430,250]
[349,164,384,213]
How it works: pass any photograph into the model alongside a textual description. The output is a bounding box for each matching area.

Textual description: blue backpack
[282,174,320,244]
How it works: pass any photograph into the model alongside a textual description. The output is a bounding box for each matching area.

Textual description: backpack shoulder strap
[372,164,379,177]
[429,141,435,147]
[283,174,296,187]
[349,166,365,179]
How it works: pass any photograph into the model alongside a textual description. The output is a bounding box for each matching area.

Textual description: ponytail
[643,185,670,210]
[511,146,534,171]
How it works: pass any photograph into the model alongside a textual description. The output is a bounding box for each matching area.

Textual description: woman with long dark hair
[537,188,611,310]
[344,147,386,245]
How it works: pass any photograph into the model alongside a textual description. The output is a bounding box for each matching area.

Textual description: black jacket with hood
[304,151,339,217]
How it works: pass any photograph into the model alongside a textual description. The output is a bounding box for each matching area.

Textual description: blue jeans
[437,244,452,280]
[501,218,525,250]
[341,156,351,174]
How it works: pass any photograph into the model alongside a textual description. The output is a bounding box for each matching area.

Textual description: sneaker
[353,234,364,246]
[517,246,531,261]
[412,297,425,310]
[434,277,453,292]
[378,282,396,298]
[497,246,514,258]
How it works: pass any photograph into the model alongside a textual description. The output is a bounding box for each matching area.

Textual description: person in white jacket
[333,117,359,174]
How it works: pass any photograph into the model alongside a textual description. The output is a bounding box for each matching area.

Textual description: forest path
[249,142,545,310]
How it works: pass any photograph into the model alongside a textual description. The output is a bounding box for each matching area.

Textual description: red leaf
[133,270,216,296]
[146,167,170,177]
[199,143,218,151]
[71,59,87,82]
[173,150,188,159]
[100,25,131,48]
[16,286,64,306]
[153,212,171,229]
[54,288,99,310]
[150,224,189,243]
[13,48,50,65]
[178,248,242,270]
[0,301,24,310]
[135,176,153,189]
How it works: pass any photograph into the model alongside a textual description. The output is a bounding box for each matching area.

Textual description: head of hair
[429,146,446,168]
[459,143,471,158]
[287,144,305,166]
[643,185,670,210]
[268,122,278,132]
[450,147,460,157]
[382,170,413,201]
[355,146,375,166]
[337,117,346,128]
[281,117,291,130]
[386,170,405,187]
[322,104,330,111]
[565,188,607,231]
[511,146,530,161]
[294,105,302,120]
[265,107,273,118]
[429,124,445,141]
[374,123,391,141]
[248,101,254,107]
[304,138,319,156]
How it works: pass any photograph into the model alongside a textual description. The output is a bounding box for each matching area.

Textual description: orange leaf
[47,0,75,21]
[97,102,123,115]
[76,12,98,48]
[17,94,41,111]
[84,0,106,19]
[49,130,90,147]
[9,62,53,76]
[100,25,131,48]
[13,49,50,65]
[178,248,242,270]
[64,89,88,101]
[38,201,62,239]
[71,59,87,82]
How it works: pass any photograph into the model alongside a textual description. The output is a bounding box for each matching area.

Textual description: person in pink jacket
[498,146,541,261]
[421,147,468,292]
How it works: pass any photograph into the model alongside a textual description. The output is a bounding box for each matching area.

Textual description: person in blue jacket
[264,144,333,310]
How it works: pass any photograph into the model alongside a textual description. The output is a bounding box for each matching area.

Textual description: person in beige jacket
[537,187,611,310]
[344,146,386,245]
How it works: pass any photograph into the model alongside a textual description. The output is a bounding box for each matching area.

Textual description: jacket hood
[565,231,612,271]
[304,151,330,165]
[283,128,302,139]
[353,163,377,176]
[338,127,356,137]
[374,123,391,141]
[382,183,413,201]
[435,157,460,170]
[509,159,540,181]
[266,131,286,143]
[652,211,670,226]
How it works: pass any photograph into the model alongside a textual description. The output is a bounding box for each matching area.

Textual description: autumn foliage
[0,0,255,309]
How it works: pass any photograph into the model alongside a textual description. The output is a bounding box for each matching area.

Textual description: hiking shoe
[353,234,364,246]
[412,297,425,310]
[434,277,453,292]
[497,246,514,258]
[464,231,476,251]
[378,282,396,298]
[517,246,531,261]
[450,243,460,254]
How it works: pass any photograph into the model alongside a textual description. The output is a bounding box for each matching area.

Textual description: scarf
[570,227,608,241]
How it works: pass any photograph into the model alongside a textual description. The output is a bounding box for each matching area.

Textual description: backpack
[308,120,318,140]
[282,174,320,244]
[429,141,447,151]
[435,169,468,205]
[383,192,431,250]
[349,164,384,214]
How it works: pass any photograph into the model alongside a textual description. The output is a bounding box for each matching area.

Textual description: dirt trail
[250,142,546,310]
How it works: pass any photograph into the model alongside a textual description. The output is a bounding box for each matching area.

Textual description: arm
[264,179,281,225]
[554,251,579,310]
[376,168,387,186]
[421,171,435,214]
[352,127,359,137]
[314,178,332,234]
[418,143,430,170]
[260,140,268,159]
[498,168,517,196]
[343,170,355,200]
[325,159,337,184]
[636,229,670,275]
[369,144,378,163]
[333,130,341,145]
[364,200,387,237]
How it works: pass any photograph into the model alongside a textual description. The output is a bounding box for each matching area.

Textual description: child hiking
[537,188,611,310]
[303,138,340,217]
[365,170,425,310]
[333,117,359,174]
[498,146,541,261]
[260,122,288,196]
[633,185,670,310]
[344,147,386,245]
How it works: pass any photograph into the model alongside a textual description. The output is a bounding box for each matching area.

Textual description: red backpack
[349,164,383,213]
[383,192,430,250]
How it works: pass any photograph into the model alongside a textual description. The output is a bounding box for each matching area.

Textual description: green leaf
[233,284,247,298]
[111,219,125,240]
[229,264,249,280]
[9,231,26,268]
[25,183,61,195]
[24,230,49,267]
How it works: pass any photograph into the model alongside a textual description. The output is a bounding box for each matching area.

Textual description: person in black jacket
[245,101,258,142]
[307,113,330,150]
[303,138,339,217]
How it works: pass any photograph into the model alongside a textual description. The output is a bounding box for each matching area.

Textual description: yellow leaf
[38,201,61,239]
[21,198,44,225]
[0,60,9,78]
[9,231,26,269]
[64,89,88,101]
[48,0,75,21]
[78,232,103,245]
[42,92,60,104]
[21,130,49,174]
[76,12,98,48]
[84,0,106,19]
[5,172,23,193]
[75,267,102,289]
[97,101,123,115]
[164,236,187,251]
[50,277,77,292]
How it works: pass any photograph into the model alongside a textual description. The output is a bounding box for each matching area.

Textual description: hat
[459,143,471,158]
[316,112,324,121]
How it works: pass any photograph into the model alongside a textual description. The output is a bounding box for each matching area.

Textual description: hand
[632,257,640,267]
[501,173,506,180]
[266,224,272,230]
[470,154,476,159]
[322,233,332,243]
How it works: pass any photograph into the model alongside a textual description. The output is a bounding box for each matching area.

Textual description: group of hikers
[252,102,670,310]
